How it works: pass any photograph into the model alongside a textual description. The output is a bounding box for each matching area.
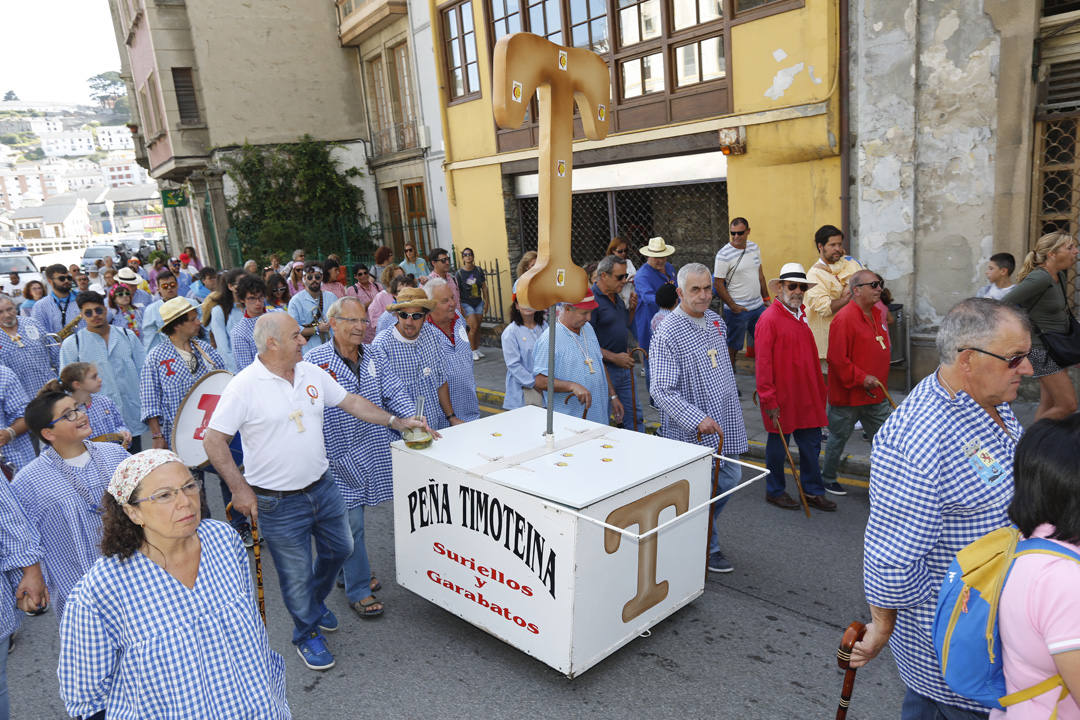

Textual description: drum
[171,370,242,469]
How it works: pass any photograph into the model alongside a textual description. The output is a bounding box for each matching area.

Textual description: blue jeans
[723,304,766,351]
[822,400,893,482]
[901,689,989,720]
[765,428,825,497]
[255,473,353,644]
[606,364,643,431]
[341,504,374,603]
[708,459,742,555]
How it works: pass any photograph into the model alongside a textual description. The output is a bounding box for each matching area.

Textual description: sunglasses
[613,248,628,254]
[273,287,289,294]
[462,252,474,257]
[435,257,449,263]
[855,280,883,289]
[958,347,1030,369]
[159,283,178,290]
[55,275,72,282]
[82,306,106,317]
[730,230,747,237]
[397,311,427,320]
[404,247,416,253]
[355,271,368,277]
[305,272,323,279]
[611,273,629,281]
[784,282,809,292]
[114,290,131,296]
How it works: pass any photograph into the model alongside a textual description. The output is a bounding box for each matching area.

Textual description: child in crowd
[976,252,1015,300]
[44,362,132,449]
[651,282,678,335]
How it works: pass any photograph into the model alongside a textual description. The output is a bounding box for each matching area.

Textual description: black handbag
[1028,271,1080,367]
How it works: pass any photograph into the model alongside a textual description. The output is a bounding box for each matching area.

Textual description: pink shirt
[345,281,382,342]
[991,524,1080,720]
[367,290,394,330]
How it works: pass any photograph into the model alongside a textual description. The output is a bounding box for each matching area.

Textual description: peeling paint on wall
[772,48,788,62]
[764,62,805,100]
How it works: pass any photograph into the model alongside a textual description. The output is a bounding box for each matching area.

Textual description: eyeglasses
[730,230,747,237]
[82,306,106,317]
[611,273,629,281]
[336,316,370,325]
[958,347,1030,369]
[130,479,202,506]
[855,281,883,290]
[784,282,809,292]
[44,403,87,428]
[397,311,427,320]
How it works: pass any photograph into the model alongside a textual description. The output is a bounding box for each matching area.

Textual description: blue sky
[0,0,122,104]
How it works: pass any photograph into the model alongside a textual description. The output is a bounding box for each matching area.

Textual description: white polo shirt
[208,357,348,491]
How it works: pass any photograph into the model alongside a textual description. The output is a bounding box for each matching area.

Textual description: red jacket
[754,301,827,433]
[826,301,891,407]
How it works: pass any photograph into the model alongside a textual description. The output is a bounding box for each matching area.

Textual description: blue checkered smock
[85,393,128,439]
[0,477,43,640]
[230,315,258,372]
[209,304,243,372]
[288,289,338,356]
[864,372,1020,711]
[429,315,480,422]
[648,309,747,457]
[58,519,290,720]
[31,293,82,336]
[0,316,58,396]
[376,309,397,335]
[0,365,35,472]
[60,327,147,436]
[140,338,226,447]
[533,320,609,424]
[141,297,200,352]
[371,323,450,430]
[10,440,130,618]
[307,343,414,507]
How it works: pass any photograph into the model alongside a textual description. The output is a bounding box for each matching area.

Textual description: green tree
[87,71,125,109]
[2,91,17,101]
[221,135,371,262]
[22,148,44,161]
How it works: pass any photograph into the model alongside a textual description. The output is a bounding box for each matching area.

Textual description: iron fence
[1033,118,1080,308]
[372,121,422,158]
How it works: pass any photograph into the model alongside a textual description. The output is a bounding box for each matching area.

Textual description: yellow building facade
[429,0,845,318]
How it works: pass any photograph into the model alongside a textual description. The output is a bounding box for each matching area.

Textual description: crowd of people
[0,223,1077,718]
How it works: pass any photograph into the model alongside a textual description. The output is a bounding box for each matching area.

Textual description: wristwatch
[386,415,396,429]
[609,394,617,401]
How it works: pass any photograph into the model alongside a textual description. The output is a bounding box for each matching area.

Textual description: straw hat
[769,262,817,287]
[387,287,436,312]
[116,267,141,286]
[639,236,675,257]
[159,297,197,326]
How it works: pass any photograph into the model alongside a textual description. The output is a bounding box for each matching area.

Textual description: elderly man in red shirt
[821,268,893,495]
[755,263,836,512]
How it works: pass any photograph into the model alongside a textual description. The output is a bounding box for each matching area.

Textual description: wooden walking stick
[628,347,648,432]
[773,418,812,518]
[874,379,898,409]
[697,431,723,580]
[563,393,589,419]
[226,503,266,626]
[836,621,867,720]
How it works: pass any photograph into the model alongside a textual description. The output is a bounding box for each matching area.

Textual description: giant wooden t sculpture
[492,34,611,309]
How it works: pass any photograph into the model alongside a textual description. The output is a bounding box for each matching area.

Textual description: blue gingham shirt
[649,309,747,457]
[11,441,130,618]
[230,309,284,373]
[60,327,148,436]
[307,342,414,507]
[58,519,290,720]
[31,293,82,336]
[109,306,144,339]
[0,316,58,395]
[0,477,44,640]
[141,297,200,352]
[376,308,397,335]
[85,392,129,441]
[140,338,226,447]
[864,371,1020,711]
[429,315,480,422]
[209,304,243,372]
[288,289,338,356]
[533,320,610,424]
[0,365,35,472]
[372,323,450,430]
[501,321,546,410]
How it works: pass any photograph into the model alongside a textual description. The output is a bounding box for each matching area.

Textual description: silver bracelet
[386,415,396,429]
[3,427,15,442]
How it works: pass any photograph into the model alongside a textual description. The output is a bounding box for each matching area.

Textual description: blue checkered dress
[141,297,200,352]
[533,320,610,424]
[230,315,259,372]
[31,293,82,336]
[60,327,148,436]
[10,440,130,618]
[429,315,480,422]
[371,323,450,430]
[209,304,243,372]
[86,393,129,439]
[648,309,747,457]
[376,309,397,335]
[58,519,290,720]
[864,372,1021,711]
[0,477,44,640]
[0,316,58,396]
[307,343,414,507]
[0,365,35,472]
[140,338,226,447]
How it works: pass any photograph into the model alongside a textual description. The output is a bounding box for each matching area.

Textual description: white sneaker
[472,350,481,361]
[476,350,485,358]
[854,420,863,430]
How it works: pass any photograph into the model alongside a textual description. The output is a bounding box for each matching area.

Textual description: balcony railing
[338,0,408,46]
[372,120,421,158]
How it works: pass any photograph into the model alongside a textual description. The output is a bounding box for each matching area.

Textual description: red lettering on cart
[193,394,221,440]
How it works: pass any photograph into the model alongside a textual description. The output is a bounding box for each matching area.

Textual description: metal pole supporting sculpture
[492,33,611,436]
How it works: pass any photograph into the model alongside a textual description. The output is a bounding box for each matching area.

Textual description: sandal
[370,575,382,593]
[351,596,384,619]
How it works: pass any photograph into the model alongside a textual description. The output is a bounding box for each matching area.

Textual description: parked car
[80,244,121,273]
[0,248,42,298]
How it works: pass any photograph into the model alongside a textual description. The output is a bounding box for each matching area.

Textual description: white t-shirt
[208,357,348,491]
[976,283,1013,301]
[713,240,763,309]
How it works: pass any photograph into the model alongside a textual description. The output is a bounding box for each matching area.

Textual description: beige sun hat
[116,267,141,285]
[387,287,437,312]
[639,236,675,257]
[159,297,198,326]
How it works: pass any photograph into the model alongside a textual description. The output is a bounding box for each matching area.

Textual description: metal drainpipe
[839,0,851,240]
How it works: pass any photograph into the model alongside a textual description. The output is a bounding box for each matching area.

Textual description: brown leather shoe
[766,493,800,510]
[806,494,837,512]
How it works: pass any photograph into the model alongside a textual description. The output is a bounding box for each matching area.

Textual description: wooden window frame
[729,0,802,26]
[443,0,482,104]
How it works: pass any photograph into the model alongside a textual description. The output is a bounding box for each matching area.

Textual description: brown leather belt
[251,477,321,499]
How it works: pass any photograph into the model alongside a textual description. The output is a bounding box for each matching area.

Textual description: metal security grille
[515,180,728,279]
[1033,117,1080,306]
[1044,0,1080,17]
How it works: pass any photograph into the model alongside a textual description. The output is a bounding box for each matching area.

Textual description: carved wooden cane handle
[836,621,867,720]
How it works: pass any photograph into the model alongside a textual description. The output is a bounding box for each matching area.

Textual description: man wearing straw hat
[115,267,153,308]
[371,287,462,430]
[754,263,835,512]
[820,269,893,496]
